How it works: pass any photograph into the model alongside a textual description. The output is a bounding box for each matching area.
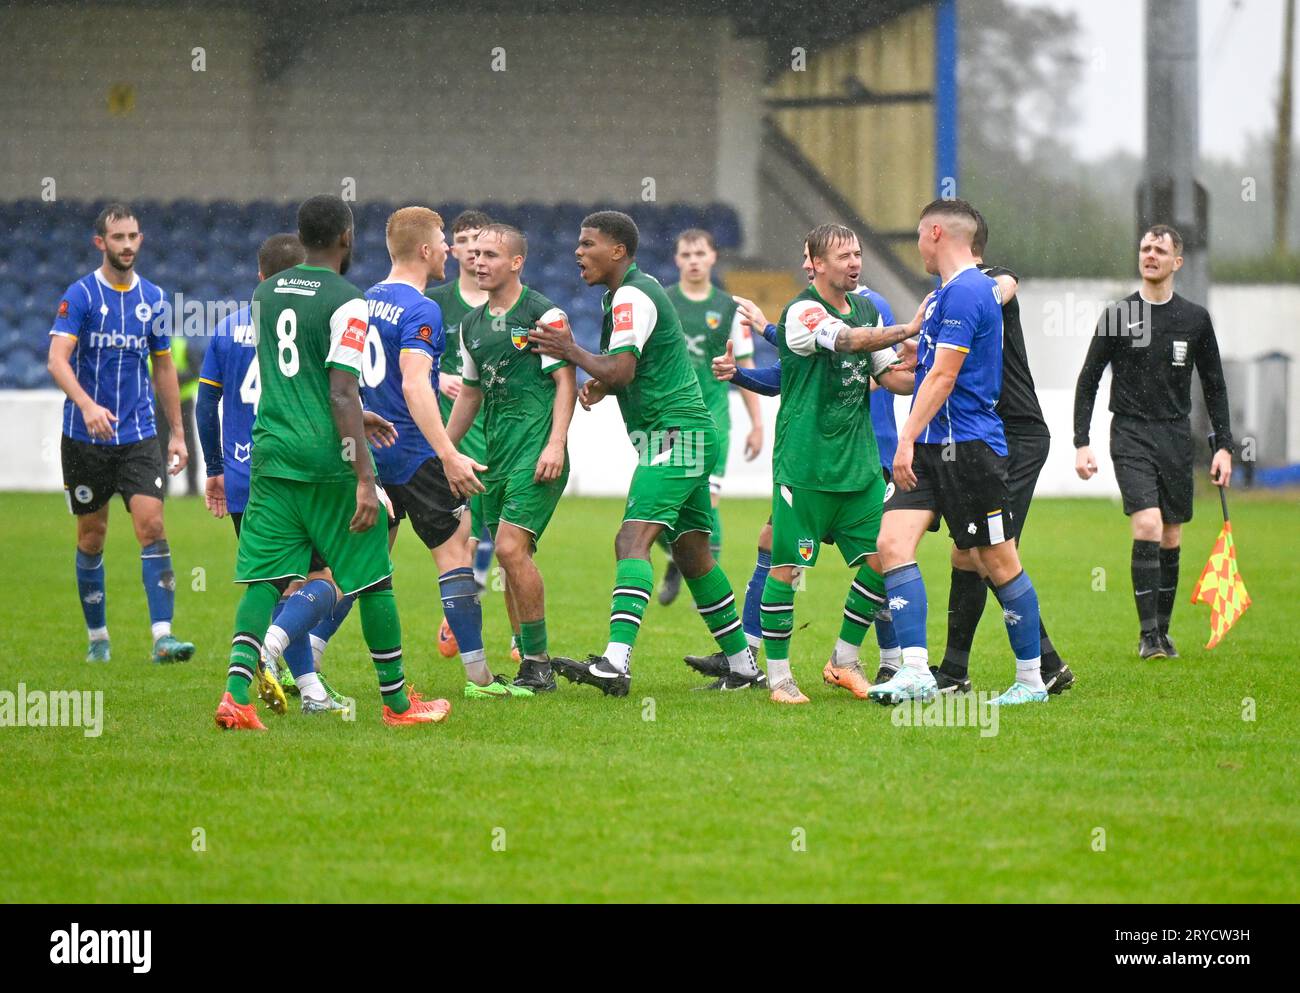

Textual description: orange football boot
[383,687,452,726]
[823,657,872,699]
[214,691,267,731]
[437,617,458,658]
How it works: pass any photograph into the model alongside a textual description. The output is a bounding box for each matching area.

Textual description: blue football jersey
[361,280,445,485]
[912,266,1006,456]
[856,285,899,470]
[50,270,171,445]
[198,304,258,513]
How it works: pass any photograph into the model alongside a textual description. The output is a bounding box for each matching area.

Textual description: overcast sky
[1026,0,1289,161]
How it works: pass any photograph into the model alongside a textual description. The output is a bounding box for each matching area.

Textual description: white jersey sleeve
[459,335,479,384]
[607,285,657,356]
[729,309,754,360]
[326,297,370,375]
[783,298,849,356]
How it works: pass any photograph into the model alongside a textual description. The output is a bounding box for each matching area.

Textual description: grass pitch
[0,490,1294,903]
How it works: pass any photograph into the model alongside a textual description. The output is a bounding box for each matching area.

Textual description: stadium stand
[0,199,748,388]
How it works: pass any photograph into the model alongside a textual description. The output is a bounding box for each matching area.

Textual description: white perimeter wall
[5,289,1296,497]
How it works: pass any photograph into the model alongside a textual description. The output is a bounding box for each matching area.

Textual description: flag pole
[1208,434,1229,522]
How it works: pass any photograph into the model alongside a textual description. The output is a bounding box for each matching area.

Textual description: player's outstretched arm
[537,365,577,483]
[893,347,964,491]
[878,368,915,396]
[399,351,485,498]
[328,367,379,532]
[150,349,188,474]
[836,297,926,353]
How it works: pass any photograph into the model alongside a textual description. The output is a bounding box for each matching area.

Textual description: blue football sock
[473,528,494,586]
[992,571,1042,664]
[742,547,771,645]
[873,608,900,650]
[269,579,336,647]
[76,549,107,635]
[310,592,355,643]
[283,632,315,680]
[140,540,175,628]
[883,563,928,665]
[440,567,484,662]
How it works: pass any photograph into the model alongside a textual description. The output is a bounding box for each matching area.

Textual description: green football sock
[359,589,408,712]
[840,563,886,646]
[609,558,654,649]
[709,504,723,559]
[520,618,547,660]
[225,582,279,705]
[760,575,796,664]
[685,563,748,657]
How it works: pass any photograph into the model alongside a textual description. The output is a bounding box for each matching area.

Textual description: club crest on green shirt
[509,325,529,350]
[705,310,722,330]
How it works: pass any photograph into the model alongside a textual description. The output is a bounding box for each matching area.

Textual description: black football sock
[1157,545,1180,635]
[1039,618,1063,676]
[1132,539,1161,635]
[940,566,986,679]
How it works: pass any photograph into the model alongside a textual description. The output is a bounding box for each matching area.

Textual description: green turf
[0,490,1294,903]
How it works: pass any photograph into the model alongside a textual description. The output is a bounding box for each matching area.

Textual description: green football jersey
[666,283,753,432]
[425,280,481,378]
[600,264,712,438]
[251,264,369,483]
[774,284,897,492]
[459,286,569,481]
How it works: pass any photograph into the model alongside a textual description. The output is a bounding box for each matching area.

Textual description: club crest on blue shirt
[798,537,815,562]
[134,302,153,322]
[705,310,722,330]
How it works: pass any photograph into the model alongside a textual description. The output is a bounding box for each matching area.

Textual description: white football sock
[1016,657,1045,691]
[263,624,289,663]
[877,646,901,670]
[833,638,860,666]
[901,646,930,672]
[296,672,327,703]
[727,648,758,676]
[310,634,328,668]
[151,621,172,641]
[768,658,792,685]
[88,626,109,642]
[603,643,632,672]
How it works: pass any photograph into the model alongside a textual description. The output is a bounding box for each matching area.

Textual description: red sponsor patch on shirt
[612,302,634,334]
[57,300,69,319]
[340,317,367,352]
[417,324,433,342]
[799,306,827,332]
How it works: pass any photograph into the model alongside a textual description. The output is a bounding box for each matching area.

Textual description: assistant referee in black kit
[1074,224,1233,660]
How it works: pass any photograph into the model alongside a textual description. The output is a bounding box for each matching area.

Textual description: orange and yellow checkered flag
[1189,520,1251,649]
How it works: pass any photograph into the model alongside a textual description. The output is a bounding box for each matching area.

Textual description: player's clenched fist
[1075,446,1098,480]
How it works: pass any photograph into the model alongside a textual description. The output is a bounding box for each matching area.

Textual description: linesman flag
[1189,520,1251,649]
[1189,435,1251,649]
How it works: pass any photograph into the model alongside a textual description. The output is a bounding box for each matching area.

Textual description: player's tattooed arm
[835,297,926,353]
[537,365,577,483]
[399,351,486,498]
[150,350,189,474]
[47,335,116,440]
[530,316,639,389]
[329,367,379,532]
[893,347,964,491]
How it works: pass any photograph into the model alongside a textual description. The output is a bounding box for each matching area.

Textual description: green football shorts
[235,475,393,595]
[484,466,569,544]
[623,422,718,543]
[770,473,886,569]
